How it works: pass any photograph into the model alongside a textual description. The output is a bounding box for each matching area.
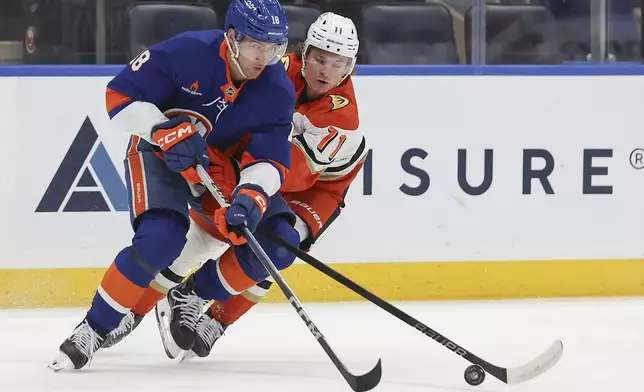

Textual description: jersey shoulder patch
[329,94,350,111]
[298,77,358,130]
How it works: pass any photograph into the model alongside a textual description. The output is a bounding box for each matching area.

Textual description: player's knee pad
[130,209,188,272]
[234,215,299,281]
[260,216,299,271]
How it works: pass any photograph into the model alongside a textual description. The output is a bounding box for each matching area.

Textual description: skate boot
[166,275,209,351]
[49,319,105,371]
[102,312,145,349]
[186,313,228,360]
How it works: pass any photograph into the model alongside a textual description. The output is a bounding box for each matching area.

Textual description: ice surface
[1,298,643,391]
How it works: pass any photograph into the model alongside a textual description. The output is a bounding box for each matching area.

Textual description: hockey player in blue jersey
[49,0,300,371]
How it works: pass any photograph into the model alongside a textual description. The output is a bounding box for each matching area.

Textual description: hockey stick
[259,230,564,385]
[194,165,382,392]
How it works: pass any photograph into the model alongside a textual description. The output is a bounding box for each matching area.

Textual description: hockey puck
[464,364,485,386]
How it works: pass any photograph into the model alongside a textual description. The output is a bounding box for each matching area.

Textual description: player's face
[237,37,283,79]
[303,47,353,97]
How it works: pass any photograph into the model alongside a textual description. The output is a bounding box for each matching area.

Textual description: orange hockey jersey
[280,53,367,249]
[194,54,367,249]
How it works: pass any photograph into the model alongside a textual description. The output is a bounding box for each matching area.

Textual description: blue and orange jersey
[105,30,296,191]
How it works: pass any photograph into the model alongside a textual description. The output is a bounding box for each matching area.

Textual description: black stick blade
[344,358,382,392]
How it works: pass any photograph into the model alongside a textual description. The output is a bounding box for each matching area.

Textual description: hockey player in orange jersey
[101,12,367,359]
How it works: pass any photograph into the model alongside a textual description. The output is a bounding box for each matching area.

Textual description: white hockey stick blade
[505,340,563,384]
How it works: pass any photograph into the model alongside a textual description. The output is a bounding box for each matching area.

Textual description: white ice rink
[1,298,643,391]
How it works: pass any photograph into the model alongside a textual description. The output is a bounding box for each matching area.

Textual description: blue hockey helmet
[225,0,288,46]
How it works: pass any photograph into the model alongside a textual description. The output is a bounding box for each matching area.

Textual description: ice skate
[102,312,144,349]
[155,297,183,359]
[165,276,209,351]
[49,319,105,371]
[181,313,228,361]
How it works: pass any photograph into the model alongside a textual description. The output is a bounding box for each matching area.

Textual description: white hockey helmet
[302,12,359,84]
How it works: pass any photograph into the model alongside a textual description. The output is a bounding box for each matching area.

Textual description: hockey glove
[206,147,238,201]
[214,184,269,245]
[151,114,209,183]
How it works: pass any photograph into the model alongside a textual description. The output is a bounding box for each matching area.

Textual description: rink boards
[1,65,644,308]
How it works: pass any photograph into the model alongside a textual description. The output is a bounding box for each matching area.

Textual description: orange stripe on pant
[218,250,256,294]
[131,284,166,315]
[127,136,147,218]
[128,135,139,155]
[100,263,146,310]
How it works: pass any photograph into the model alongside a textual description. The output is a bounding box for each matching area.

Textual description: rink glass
[0,0,641,66]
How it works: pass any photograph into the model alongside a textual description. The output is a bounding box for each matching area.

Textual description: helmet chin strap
[225,31,248,80]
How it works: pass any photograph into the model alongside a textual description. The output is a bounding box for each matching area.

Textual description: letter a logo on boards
[36,117,128,212]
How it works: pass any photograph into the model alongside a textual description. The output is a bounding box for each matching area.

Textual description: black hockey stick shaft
[242,226,381,392]
[259,230,510,383]
[194,165,382,392]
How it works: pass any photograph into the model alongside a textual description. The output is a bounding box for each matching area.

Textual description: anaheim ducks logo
[329,95,350,111]
[281,56,290,71]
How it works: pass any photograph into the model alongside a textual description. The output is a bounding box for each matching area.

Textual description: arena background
[1,0,643,308]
